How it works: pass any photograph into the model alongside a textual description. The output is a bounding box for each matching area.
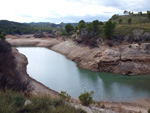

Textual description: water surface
[17,47,150,102]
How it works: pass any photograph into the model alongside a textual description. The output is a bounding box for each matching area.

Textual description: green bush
[129,45,132,48]
[60,91,71,102]
[128,18,132,25]
[148,108,150,113]
[118,19,122,24]
[0,32,6,41]
[78,91,94,106]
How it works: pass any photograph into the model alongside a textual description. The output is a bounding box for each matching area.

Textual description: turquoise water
[17,47,150,102]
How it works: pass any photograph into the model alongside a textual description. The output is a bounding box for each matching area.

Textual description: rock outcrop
[7,36,150,75]
[51,41,150,75]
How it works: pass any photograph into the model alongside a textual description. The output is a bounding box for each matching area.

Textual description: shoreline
[8,35,150,112]
[7,34,150,76]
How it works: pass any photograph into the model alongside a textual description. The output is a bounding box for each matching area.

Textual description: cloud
[0,0,149,23]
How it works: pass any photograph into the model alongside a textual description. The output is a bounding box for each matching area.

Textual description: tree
[78,91,94,106]
[128,18,132,25]
[65,24,74,35]
[147,11,150,20]
[138,11,143,16]
[0,32,6,41]
[92,20,100,33]
[118,19,122,24]
[74,26,78,32]
[103,21,116,39]
[112,14,119,20]
[123,10,128,15]
[99,21,104,25]
[78,20,86,33]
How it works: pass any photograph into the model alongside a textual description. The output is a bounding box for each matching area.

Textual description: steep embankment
[7,35,150,75]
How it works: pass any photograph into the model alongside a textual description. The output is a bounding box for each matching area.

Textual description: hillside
[0,20,79,35]
[108,13,150,42]
[111,14,149,24]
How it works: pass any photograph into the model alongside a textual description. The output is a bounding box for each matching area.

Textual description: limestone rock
[24,100,32,106]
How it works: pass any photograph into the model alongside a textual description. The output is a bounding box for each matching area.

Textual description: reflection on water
[17,47,150,102]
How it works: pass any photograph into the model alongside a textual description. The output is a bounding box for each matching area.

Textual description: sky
[0,0,149,23]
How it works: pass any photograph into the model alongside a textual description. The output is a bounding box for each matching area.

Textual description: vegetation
[0,32,6,41]
[0,89,84,113]
[60,91,71,102]
[0,20,37,34]
[65,24,74,35]
[78,91,94,106]
[78,20,86,33]
[148,108,150,113]
[103,21,116,39]
[128,18,132,25]
[118,19,122,24]
[1,10,150,47]
[123,10,128,15]
[147,11,150,20]
[0,20,77,35]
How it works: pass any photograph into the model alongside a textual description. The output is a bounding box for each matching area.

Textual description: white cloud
[0,0,149,23]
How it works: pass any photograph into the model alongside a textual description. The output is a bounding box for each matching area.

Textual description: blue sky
[0,0,149,23]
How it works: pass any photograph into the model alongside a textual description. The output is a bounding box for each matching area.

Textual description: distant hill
[0,20,78,34]
[27,22,78,28]
[0,20,37,34]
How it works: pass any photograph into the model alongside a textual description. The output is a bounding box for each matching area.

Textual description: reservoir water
[17,47,150,102]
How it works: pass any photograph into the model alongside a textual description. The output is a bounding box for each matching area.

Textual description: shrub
[128,18,132,25]
[148,109,150,113]
[60,91,71,102]
[0,32,6,41]
[78,91,94,106]
[118,19,122,24]
[97,102,101,107]
[129,45,132,48]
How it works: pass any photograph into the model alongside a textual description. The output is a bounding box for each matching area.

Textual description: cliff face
[7,36,150,75]
[51,41,150,75]
[12,48,29,78]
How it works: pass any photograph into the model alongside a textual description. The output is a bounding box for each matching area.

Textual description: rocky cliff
[7,35,150,75]
[51,41,150,75]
